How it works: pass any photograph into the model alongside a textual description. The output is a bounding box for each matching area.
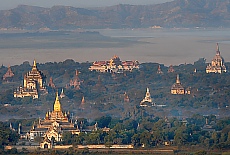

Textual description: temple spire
[54,92,61,112]
[216,43,219,52]
[33,59,36,67]
[176,74,180,84]
[216,43,220,55]
[32,59,38,71]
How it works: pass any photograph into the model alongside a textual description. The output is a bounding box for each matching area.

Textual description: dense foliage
[0,59,230,119]
[0,122,19,149]
[60,115,230,150]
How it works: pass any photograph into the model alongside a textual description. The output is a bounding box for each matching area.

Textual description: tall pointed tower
[54,92,62,112]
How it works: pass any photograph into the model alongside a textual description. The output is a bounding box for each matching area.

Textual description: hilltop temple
[14,60,47,99]
[30,93,80,143]
[171,74,190,95]
[140,88,155,107]
[206,43,227,73]
[168,65,175,73]
[89,55,139,73]
[157,65,163,74]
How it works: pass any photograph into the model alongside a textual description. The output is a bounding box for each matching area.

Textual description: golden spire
[32,59,37,70]
[54,92,62,112]
[33,59,36,67]
[46,111,49,118]
[176,74,180,84]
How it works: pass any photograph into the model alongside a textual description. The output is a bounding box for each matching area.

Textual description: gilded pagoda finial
[33,59,36,67]
[54,92,61,112]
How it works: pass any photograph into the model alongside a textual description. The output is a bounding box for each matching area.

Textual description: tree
[62,131,74,144]
[174,126,189,146]
[95,116,112,128]
[0,122,19,149]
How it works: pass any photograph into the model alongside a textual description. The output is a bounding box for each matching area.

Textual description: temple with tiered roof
[14,60,47,99]
[206,43,227,74]
[30,93,80,142]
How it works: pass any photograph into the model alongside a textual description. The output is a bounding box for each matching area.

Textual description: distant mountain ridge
[0,0,230,30]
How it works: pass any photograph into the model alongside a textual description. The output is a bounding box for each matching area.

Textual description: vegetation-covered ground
[0,58,230,120]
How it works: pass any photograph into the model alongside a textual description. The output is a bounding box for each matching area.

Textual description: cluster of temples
[89,55,139,73]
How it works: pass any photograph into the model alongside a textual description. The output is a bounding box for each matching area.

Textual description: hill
[0,0,230,30]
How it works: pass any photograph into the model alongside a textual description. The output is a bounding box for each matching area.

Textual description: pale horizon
[0,0,173,10]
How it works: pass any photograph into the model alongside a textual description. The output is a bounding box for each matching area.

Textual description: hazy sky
[0,0,173,10]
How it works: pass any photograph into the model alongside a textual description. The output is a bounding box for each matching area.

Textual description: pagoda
[206,43,227,73]
[171,74,190,95]
[140,88,154,107]
[3,66,14,82]
[168,65,175,73]
[157,65,163,74]
[69,70,81,90]
[30,93,80,143]
[48,77,56,88]
[59,88,65,98]
[79,96,85,110]
[14,60,47,99]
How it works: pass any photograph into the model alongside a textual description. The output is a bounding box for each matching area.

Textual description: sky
[0,0,173,10]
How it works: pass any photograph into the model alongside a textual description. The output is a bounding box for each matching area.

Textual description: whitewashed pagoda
[140,88,155,107]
